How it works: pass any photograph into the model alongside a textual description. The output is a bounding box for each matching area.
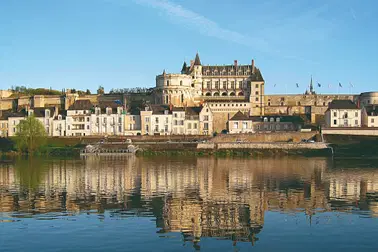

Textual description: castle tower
[192,52,203,93]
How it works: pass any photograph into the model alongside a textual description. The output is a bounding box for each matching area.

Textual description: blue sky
[0,0,377,94]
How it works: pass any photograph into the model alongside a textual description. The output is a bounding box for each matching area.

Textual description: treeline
[109,87,153,94]
[11,86,62,96]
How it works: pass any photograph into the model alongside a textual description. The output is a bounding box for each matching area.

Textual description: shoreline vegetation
[1,133,378,159]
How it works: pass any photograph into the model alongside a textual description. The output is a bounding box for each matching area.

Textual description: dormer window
[164,110,169,115]
[107,108,112,115]
[264,117,268,122]
[28,111,34,116]
[45,110,50,117]
[270,118,274,122]
[276,118,280,122]
[58,115,62,120]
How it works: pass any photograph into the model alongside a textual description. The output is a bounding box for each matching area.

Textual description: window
[355,120,358,125]
[207,81,211,89]
[276,118,280,122]
[86,117,90,122]
[155,125,159,132]
[263,117,268,122]
[242,122,248,129]
[104,118,107,123]
[165,125,169,132]
[223,82,227,89]
[204,123,209,130]
[333,120,337,125]
[68,125,71,130]
[255,97,259,102]
[188,123,192,129]
[372,118,375,123]
[355,112,358,117]
[129,124,134,130]
[46,110,50,117]
[180,80,183,86]
[343,112,348,119]
[255,84,259,88]
[119,126,122,132]
[87,125,90,130]
[166,80,169,86]
[165,117,169,124]
[333,111,337,117]
[119,117,122,123]
[155,117,159,123]
[96,118,99,124]
[231,82,235,89]
[270,118,274,122]
[239,81,242,87]
[204,115,209,121]
[145,117,150,123]
[255,91,259,95]
[194,123,198,129]
[233,122,239,129]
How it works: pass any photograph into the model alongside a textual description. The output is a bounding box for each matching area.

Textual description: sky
[1,0,377,94]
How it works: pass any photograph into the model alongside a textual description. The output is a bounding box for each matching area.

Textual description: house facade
[362,105,378,127]
[66,100,93,136]
[124,113,141,136]
[91,102,124,136]
[325,100,361,128]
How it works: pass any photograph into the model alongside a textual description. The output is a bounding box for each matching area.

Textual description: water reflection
[1,156,378,245]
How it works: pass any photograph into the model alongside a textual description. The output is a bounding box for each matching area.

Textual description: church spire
[310,75,314,94]
[194,52,201,66]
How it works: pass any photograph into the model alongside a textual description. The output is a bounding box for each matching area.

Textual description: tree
[86,89,91,95]
[15,115,47,155]
[97,86,105,94]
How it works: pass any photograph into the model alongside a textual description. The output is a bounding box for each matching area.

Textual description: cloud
[130,0,340,64]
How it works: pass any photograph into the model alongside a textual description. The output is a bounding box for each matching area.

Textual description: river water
[1,156,378,251]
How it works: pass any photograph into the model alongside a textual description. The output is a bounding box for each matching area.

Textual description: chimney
[234,60,238,69]
[251,59,255,74]
[54,105,59,117]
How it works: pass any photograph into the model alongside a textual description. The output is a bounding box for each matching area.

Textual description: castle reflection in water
[1,156,378,244]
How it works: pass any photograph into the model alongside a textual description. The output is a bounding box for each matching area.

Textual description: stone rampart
[212,132,317,143]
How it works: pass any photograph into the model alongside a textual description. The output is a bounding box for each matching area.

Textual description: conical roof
[194,53,201,66]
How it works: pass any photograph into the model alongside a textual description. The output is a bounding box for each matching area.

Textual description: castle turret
[192,53,203,91]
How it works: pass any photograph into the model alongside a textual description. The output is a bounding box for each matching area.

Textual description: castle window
[223,82,227,89]
[207,81,211,89]
[264,117,268,122]
[255,84,259,88]
[166,80,169,86]
[215,81,219,89]
[255,91,259,95]
[297,101,301,106]
[255,97,259,102]
[280,102,284,106]
[180,81,183,86]
[239,81,243,87]
[268,102,271,106]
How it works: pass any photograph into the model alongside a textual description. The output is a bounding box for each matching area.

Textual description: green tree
[15,115,47,154]
[97,86,105,94]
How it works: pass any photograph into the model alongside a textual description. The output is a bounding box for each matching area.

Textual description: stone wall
[212,132,317,143]
[322,128,378,136]
[216,142,328,150]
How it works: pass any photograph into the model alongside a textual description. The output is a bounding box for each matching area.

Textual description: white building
[325,100,361,128]
[91,101,124,136]
[199,103,213,135]
[27,107,58,136]
[124,113,141,136]
[140,105,172,135]
[172,108,185,135]
[7,111,26,137]
[184,107,201,135]
[52,112,67,136]
[362,105,378,127]
[66,100,93,136]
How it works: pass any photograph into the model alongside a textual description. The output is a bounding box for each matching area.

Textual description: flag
[339,82,343,88]
[296,83,299,88]
[317,83,321,87]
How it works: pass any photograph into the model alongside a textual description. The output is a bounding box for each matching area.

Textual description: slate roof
[327,100,358,110]
[194,53,202,66]
[68,100,93,110]
[0,110,26,120]
[229,111,250,121]
[364,105,378,116]
[150,105,171,115]
[32,107,55,117]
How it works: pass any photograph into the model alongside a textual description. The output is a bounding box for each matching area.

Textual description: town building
[140,105,172,135]
[362,105,378,127]
[172,107,185,135]
[184,107,202,135]
[52,112,66,136]
[7,111,26,137]
[228,111,303,134]
[0,110,11,137]
[66,100,93,136]
[124,112,141,136]
[27,107,58,135]
[325,100,361,128]
[91,101,124,136]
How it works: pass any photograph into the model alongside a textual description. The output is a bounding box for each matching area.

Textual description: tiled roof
[68,100,93,110]
[0,110,26,120]
[250,115,304,123]
[328,100,358,110]
[364,105,378,116]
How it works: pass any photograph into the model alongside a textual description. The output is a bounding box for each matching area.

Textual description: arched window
[264,117,268,122]
[221,92,227,96]
[229,92,235,96]
[205,92,211,96]
[213,92,219,96]
[238,92,244,96]
[166,80,169,86]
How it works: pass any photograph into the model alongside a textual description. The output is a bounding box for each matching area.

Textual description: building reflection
[1,156,378,245]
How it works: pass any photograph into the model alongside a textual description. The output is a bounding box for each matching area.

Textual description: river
[1,156,378,251]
